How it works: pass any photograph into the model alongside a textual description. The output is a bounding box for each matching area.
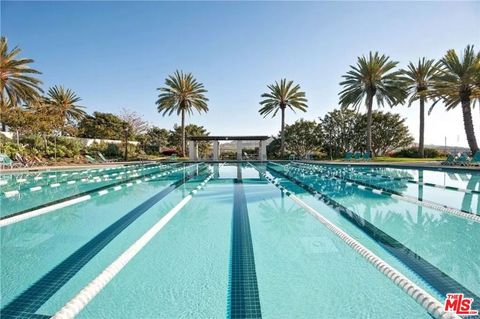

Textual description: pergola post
[259,140,267,161]
[188,141,195,160]
[213,141,219,161]
[236,140,242,160]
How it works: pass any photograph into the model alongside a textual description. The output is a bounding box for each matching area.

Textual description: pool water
[0,162,478,318]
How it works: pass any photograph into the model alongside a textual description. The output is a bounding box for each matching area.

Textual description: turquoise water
[0,162,478,318]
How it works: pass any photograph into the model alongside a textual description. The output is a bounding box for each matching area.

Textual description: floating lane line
[249,164,458,319]
[263,163,480,315]
[288,163,480,223]
[0,164,195,227]
[1,163,169,196]
[52,172,214,319]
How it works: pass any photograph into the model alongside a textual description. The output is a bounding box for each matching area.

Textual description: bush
[104,143,121,158]
[392,147,442,158]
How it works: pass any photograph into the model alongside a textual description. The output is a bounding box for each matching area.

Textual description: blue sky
[2,1,479,147]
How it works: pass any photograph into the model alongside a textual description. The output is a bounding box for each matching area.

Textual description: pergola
[187,136,270,161]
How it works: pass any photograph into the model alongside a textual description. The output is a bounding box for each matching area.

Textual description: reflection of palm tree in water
[461,174,480,214]
[258,197,305,246]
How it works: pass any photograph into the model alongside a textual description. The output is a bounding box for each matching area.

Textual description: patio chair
[85,154,97,164]
[33,155,48,166]
[15,153,33,167]
[454,153,470,166]
[470,151,480,166]
[344,152,353,161]
[0,154,23,169]
[98,152,115,163]
[363,152,371,161]
[441,154,456,166]
[353,152,362,161]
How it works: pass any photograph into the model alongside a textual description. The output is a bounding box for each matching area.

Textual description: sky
[1,1,479,147]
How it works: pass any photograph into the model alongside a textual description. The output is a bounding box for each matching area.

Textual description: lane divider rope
[249,163,459,319]
[289,163,480,223]
[0,164,196,228]
[52,172,214,319]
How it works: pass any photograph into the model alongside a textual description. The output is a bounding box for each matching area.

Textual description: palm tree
[431,45,480,154]
[44,85,86,124]
[156,70,208,157]
[339,52,407,156]
[259,79,308,158]
[0,36,42,131]
[402,58,439,157]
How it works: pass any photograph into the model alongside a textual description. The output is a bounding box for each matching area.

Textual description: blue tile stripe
[1,163,182,221]
[267,163,480,315]
[227,179,262,319]
[0,166,208,319]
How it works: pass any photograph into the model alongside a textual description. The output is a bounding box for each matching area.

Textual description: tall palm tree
[156,70,208,157]
[431,45,480,154]
[44,85,86,124]
[402,58,439,157]
[339,52,407,156]
[0,36,42,131]
[259,79,308,158]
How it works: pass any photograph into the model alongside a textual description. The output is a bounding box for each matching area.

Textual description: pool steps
[249,163,459,319]
[0,164,197,227]
[290,163,480,223]
[52,172,214,319]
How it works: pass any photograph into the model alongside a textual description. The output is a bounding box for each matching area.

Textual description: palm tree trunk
[181,109,186,157]
[419,97,425,157]
[366,94,373,156]
[461,99,479,154]
[280,106,286,159]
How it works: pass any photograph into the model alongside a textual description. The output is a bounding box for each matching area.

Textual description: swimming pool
[0,162,478,318]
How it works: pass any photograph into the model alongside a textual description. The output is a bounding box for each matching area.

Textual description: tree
[156,70,209,157]
[355,111,414,156]
[339,52,407,156]
[119,108,149,138]
[319,108,359,159]
[169,124,209,157]
[0,36,43,131]
[432,45,480,154]
[44,85,86,128]
[259,79,308,158]
[78,112,129,140]
[284,119,322,159]
[402,58,439,157]
[139,126,169,154]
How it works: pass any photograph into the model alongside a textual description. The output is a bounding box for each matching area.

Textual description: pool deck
[0,160,154,173]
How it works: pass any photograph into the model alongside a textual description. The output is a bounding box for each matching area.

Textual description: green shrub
[104,143,121,158]
[392,147,442,158]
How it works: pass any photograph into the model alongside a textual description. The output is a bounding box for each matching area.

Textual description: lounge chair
[33,155,48,166]
[470,151,480,166]
[0,154,23,169]
[98,152,114,163]
[353,152,362,161]
[15,153,33,167]
[344,152,353,161]
[363,152,371,161]
[454,153,470,166]
[169,154,178,161]
[441,154,456,166]
[85,154,97,164]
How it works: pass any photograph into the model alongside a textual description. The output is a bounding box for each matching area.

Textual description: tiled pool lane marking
[227,179,262,319]
[0,164,193,227]
[288,163,480,223]
[250,166,458,319]
[52,173,214,319]
[0,167,210,319]
[266,164,480,315]
[1,163,168,196]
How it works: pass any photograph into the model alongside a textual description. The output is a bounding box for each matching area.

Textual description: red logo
[444,293,478,316]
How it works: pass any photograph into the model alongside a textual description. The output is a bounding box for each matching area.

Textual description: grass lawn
[371,156,446,162]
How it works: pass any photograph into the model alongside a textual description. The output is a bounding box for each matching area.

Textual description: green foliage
[44,85,86,125]
[169,124,210,157]
[78,112,129,139]
[392,147,442,158]
[104,143,121,157]
[284,119,322,158]
[320,108,359,159]
[137,126,169,155]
